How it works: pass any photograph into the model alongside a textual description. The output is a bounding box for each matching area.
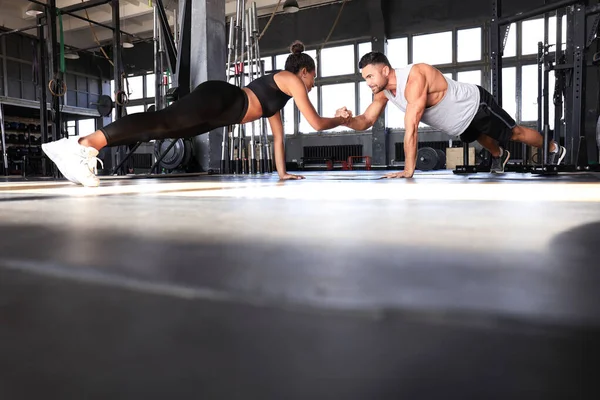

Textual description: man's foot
[547,144,567,165]
[490,148,511,173]
[41,137,103,187]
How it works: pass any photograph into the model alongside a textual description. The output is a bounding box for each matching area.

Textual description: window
[146,74,156,98]
[521,64,538,121]
[548,15,567,47]
[276,54,288,70]
[522,18,545,55]
[126,105,145,115]
[299,88,319,133]
[412,31,452,65]
[520,16,567,56]
[501,67,517,121]
[321,83,355,132]
[67,120,76,137]
[78,119,96,137]
[547,71,557,129]
[358,42,372,68]
[502,23,517,58]
[386,37,408,68]
[261,57,273,73]
[125,75,144,100]
[457,70,482,85]
[321,45,354,77]
[457,28,481,62]
[282,100,294,135]
[359,81,373,115]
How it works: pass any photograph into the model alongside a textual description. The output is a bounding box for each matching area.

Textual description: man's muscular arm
[385,70,428,178]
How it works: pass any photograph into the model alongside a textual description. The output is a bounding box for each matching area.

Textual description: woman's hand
[279,173,305,180]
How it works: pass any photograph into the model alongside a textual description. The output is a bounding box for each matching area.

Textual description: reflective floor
[1,171,599,399]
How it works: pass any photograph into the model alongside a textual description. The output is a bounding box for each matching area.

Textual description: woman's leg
[83,80,248,150]
[42,80,248,187]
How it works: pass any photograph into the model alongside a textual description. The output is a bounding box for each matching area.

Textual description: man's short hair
[358,52,392,69]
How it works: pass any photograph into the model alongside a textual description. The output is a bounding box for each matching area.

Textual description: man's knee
[510,125,523,141]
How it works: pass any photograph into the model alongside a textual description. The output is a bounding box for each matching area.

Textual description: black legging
[100,80,248,146]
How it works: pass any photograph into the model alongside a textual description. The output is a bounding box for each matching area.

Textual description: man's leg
[510,125,566,164]
[476,134,501,157]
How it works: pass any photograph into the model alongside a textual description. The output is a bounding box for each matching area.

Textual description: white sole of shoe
[556,147,566,165]
[41,142,81,185]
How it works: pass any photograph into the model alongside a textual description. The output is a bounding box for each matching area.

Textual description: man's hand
[384,170,414,179]
[335,106,353,119]
[279,173,305,180]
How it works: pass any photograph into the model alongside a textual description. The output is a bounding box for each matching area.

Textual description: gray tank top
[384,64,480,136]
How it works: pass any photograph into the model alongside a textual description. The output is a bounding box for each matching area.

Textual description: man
[336,52,566,178]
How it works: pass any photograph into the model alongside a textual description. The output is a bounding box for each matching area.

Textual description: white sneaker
[42,137,104,187]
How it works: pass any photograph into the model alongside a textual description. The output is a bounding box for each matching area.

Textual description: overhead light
[25,3,44,17]
[64,51,80,60]
[283,0,299,13]
[122,36,134,48]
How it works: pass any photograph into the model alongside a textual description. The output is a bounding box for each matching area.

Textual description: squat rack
[455,0,600,174]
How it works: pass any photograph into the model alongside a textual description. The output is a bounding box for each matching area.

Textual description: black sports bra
[245,70,292,118]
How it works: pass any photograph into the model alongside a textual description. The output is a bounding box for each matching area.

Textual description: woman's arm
[276,72,350,131]
[268,112,305,180]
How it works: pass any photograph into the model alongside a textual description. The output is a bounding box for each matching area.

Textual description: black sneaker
[547,145,566,165]
[490,149,511,173]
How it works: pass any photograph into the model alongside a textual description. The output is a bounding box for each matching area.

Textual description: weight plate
[154,138,185,170]
[416,147,439,171]
[96,95,114,117]
[435,149,446,169]
[146,105,156,113]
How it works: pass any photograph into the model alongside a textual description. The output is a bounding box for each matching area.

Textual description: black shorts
[459,86,517,143]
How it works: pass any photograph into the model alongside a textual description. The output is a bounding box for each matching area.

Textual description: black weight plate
[435,149,446,169]
[96,95,114,117]
[155,138,185,170]
[416,147,439,171]
[146,105,156,113]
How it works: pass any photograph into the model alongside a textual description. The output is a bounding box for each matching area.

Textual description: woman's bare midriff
[240,87,264,123]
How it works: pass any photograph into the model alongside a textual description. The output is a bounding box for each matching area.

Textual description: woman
[43,41,351,187]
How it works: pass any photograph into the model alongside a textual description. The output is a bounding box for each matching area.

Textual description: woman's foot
[41,137,103,187]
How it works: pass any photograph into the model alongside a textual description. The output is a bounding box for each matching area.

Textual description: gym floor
[1,171,599,399]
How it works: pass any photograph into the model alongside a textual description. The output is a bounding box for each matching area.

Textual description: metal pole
[236,0,247,174]
[112,0,125,174]
[153,5,163,111]
[222,17,235,174]
[570,4,586,165]
[153,0,177,75]
[554,7,564,152]
[232,0,242,174]
[498,0,580,25]
[542,19,550,167]
[247,10,257,174]
[0,24,45,38]
[251,2,265,173]
[537,41,543,165]
[0,103,8,174]
[37,15,49,175]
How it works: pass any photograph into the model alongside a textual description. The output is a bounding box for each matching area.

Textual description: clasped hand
[335,106,353,123]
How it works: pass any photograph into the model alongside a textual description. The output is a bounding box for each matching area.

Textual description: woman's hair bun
[290,40,305,55]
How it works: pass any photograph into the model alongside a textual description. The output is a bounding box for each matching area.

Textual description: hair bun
[290,40,305,55]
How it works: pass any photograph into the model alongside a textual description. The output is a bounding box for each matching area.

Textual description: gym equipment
[0,104,7,174]
[416,147,440,171]
[347,156,372,170]
[596,116,600,161]
[152,138,192,171]
[435,149,446,169]
[91,95,114,117]
[222,1,271,176]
